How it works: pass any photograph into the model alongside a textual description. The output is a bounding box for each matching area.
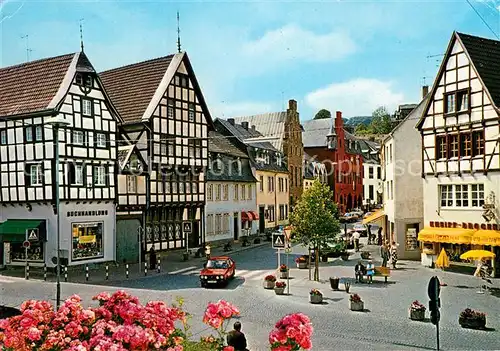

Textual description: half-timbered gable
[101,52,213,253]
[117,144,148,215]
[0,51,122,267]
[416,32,500,271]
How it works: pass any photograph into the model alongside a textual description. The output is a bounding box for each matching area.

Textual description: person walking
[390,241,398,269]
[366,259,375,284]
[377,227,383,246]
[381,244,389,267]
[353,231,360,252]
[367,224,372,244]
[227,321,248,351]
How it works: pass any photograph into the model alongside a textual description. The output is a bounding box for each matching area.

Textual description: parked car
[200,256,236,287]
[353,223,368,237]
[351,210,364,217]
[340,213,359,223]
[363,212,373,219]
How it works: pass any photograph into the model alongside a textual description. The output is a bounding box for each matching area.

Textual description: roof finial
[79,18,84,52]
[177,11,182,53]
[21,34,33,62]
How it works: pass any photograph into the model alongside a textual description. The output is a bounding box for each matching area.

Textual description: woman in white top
[366,260,375,284]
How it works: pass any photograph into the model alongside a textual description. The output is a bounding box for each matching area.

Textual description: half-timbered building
[416,32,500,275]
[100,52,213,257]
[0,52,121,267]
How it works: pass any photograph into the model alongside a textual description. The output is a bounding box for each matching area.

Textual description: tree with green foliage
[289,179,340,281]
[354,123,369,135]
[369,106,392,134]
[314,109,332,120]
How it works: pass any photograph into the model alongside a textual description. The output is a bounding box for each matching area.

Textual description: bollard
[64,266,68,282]
[26,261,30,280]
[144,262,147,276]
[44,263,47,281]
[85,264,89,282]
[126,264,129,279]
[157,257,161,273]
[105,264,109,280]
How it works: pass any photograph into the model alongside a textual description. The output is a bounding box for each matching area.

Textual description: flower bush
[410,300,426,311]
[279,264,288,272]
[275,281,286,288]
[264,274,277,282]
[269,313,313,350]
[309,289,322,296]
[349,294,362,303]
[459,308,486,321]
[0,292,313,351]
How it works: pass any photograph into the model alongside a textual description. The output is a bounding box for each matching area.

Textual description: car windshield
[206,260,229,269]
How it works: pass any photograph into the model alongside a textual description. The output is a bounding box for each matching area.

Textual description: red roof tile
[0,53,76,118]
[100,56,174,124]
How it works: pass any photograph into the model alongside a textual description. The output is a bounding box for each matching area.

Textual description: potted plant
[340,251,350,261]
[241,236,250,247]
[459,308,487,329]
[360,251,370,259]
[274,281,286,295]
[263,275,276,289]
[253,236,261,244]
[409,300,426,321]
[309,289,323,304]
[279,264,288,279]
[295,256,308,269]
[349,294,364,311]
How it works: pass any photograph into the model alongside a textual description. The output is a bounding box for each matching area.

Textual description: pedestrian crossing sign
[272,233,286,249]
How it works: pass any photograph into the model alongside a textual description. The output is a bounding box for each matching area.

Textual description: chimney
[288,99,297,111]
[228,118,235,126]
[241,121,249,130]
[422,85,429,98]
[251,125,256,132]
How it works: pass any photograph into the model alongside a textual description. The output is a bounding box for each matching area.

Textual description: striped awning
[362,210,385,225]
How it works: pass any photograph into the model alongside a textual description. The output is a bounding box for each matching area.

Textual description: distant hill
[344,116,373,127]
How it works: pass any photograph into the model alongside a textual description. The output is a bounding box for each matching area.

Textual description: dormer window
[276,153,282,166]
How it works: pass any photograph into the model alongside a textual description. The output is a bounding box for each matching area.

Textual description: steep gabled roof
[100,52,214,128]
[302,118,332,148]
[216,118,277,151]
[417,31,500,129]
[0,53,77,118]
[208,131,248,158]
[231,112,287,151]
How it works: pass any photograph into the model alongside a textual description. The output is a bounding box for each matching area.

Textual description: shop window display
[72,222,104,260]
[9,242,44,262]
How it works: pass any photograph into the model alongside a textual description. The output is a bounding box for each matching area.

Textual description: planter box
[350,300,364,311]
[274,287,285,295]
[409,309,425,321]
[297,262,308,269]
[263,280,275,289]
[309,294,323,304]
[280,271,289,279]
[459,317,486,329]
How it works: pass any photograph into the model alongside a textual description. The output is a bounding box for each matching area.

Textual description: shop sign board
[429,221,498,231]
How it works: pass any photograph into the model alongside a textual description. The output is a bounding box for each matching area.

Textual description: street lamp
[47,115,70,309]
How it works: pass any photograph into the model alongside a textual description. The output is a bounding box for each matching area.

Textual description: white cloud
[242,24,356,63]
[209,101,275,119]
[305,78,405,117]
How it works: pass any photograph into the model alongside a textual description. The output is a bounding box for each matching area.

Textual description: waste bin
[149,247,157,270]
[329,277,340,290]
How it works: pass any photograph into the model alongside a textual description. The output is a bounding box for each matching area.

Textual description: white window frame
[35,126,43,141]
[82,99,92,116]
[25,127,33,142]
[207,184,213,201]
[188,103,195,122]
[439,184,485,208]
[207,214,214,235]
[96,133,106,148]
[30,164,43,186]
[247,184,252,200]
[0,130,6,144]
[74,164,84,185]
[127,175,137,192]
[94,165,106,186]
[73,131,85,145]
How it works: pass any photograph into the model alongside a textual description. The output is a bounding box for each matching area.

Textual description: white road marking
[236,270,250,276]
[169,266,197,274]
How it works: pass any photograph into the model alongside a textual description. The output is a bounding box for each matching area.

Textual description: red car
[200,256,236,287]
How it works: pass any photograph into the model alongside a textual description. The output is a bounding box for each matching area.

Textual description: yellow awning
[417,227,475,244]
[362,210,385,224]
[471,230,500,246]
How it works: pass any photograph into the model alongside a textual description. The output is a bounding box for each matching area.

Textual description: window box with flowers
[279,264,289,278]
[459,308,486,329]
[295,256,308,269]
[309,289,323,304]
[263,274,277,289]
[409,300,426,321]
[349,294,364,311]
[274,281,286,295]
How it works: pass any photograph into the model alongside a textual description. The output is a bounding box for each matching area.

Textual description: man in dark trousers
[227,321,248,351]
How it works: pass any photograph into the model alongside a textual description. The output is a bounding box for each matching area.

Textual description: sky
[1,0,500,121]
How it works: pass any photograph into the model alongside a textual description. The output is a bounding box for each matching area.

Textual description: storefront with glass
[0,219,47,267]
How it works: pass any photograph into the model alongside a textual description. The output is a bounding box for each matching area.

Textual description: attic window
[75,73,93,87]
[76,73,83,85]
[444,89,469,114]
[85,74,93,87]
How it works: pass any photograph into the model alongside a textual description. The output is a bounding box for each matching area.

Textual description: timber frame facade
[101,52,213,258]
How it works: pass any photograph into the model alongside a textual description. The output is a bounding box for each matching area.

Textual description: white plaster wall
[363,163,382,204]
[383,140,395,224]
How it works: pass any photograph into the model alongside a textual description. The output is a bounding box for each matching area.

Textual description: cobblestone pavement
[1,236,500,350]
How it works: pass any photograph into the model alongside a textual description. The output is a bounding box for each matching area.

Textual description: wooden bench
[374,266,390,282]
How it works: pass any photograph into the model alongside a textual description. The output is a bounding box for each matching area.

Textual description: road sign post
[137,226,143,274]
[428,276,441,351]
[23,231,30,280]
[183,221,192,254]
[272,232,286,269]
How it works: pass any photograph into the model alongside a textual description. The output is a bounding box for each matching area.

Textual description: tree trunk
[314,244,320,281]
